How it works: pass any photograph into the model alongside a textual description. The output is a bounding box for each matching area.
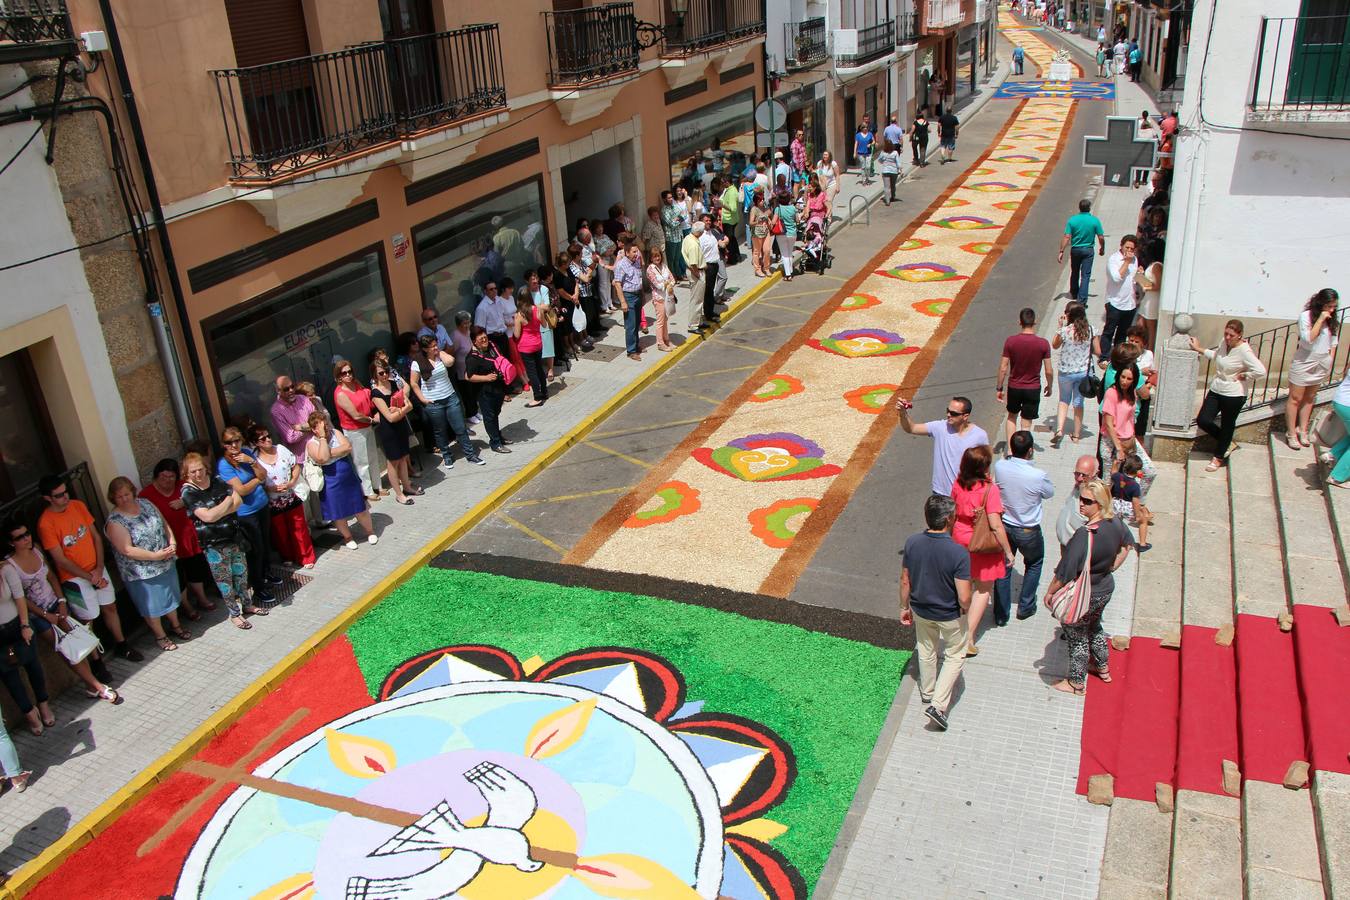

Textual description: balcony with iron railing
[896,10,920,47]
[1248,14,1350,126]
[545,2,639,86]
[0,0,79,64]
[836,19,896,68]
[211,23,506,181]
[784,16,826,70]
[925,0,965,31]
[662,0,765,56]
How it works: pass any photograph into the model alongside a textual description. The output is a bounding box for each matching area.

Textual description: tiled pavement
[820,170,1150,897]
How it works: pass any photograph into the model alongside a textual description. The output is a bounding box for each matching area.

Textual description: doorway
[843,94,856,162]
[561,143,629,239]
[0,349,64,503]
[379,0,441,118]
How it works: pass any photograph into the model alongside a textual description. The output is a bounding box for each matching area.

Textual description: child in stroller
[799,222,831,274]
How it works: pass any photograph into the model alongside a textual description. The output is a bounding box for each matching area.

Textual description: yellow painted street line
[592,416,710,439]
[706,337,775,355]
[666,387,725,406]
[722,320,811,337]
[507,485,636,509]
[581,439,655,469]
[495,511,567,556]
[673,364,759,380]
[763,288,840,301]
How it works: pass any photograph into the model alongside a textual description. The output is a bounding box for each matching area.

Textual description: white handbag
[55,620,102,665]
[302,458,324,493]
[291,478,310,502]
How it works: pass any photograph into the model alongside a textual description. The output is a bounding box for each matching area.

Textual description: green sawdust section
[346,567,910,889]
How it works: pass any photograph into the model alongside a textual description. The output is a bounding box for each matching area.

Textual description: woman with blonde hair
[646,246,675,351]
[105,475,191,652]
[1046,478,1134,695]
[180,452,266,629]
[305,412,377,549]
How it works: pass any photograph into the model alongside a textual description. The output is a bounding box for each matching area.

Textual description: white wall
[0,67,138,477]
[1162,0,1350,325]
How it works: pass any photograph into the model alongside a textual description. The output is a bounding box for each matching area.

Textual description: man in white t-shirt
[895,395,991,496]
[1100,234,1139,356]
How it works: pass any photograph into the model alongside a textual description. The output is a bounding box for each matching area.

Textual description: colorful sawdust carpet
[29,570,907,900]
[567,19,1080,597]
[992,80,1115,100]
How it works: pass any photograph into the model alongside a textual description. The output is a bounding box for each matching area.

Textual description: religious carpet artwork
[992,79,1115,101]
[565,17,1080,597]
[27,570,908,900]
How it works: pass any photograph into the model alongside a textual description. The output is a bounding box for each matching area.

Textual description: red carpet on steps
[1077,637,1178,802]
[1292,604,1350,775]
[1175,625,1238,794]
[1234,614,1306,784]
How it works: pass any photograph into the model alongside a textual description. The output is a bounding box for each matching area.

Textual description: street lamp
[635,0,689,49]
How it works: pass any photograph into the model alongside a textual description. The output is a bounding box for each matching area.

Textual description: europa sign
[284,317,331,352]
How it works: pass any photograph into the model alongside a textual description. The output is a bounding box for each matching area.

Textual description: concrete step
[1318,449,1350,593]
[1226,443,1290,619]
[1241,781,1325,898]
[1182,453,1234,629]
[1132,459,1185,639]
[1168,790,1243,900]
[1098,797,1171,899]
[1268,436,1347,608]
[1312,771,1350,897]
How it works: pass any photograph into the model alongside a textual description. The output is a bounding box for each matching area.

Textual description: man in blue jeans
[992,431,1056,624]
[1058,198,1105,302]
[612,242,646,360]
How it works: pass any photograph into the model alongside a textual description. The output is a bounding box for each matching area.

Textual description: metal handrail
[663,0,765,55]
[1200,306,1350,413]
[0,0,72,44]
[544,2,639,85]
[211,24,507,181]
[785,17,826,70]
[837,20,895,67]
[925,0,963,31]
[1250,14,1350,112]
[849,194,870,229]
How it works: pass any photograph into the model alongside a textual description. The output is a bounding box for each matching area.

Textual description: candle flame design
[524,698,597,759]
[570,853,701,898]
[324,728,397,778]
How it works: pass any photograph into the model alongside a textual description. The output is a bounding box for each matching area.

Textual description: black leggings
[1197,391,1245,458]
[519,350,548,403]
[0,622,48,714]
[236,507,273,593]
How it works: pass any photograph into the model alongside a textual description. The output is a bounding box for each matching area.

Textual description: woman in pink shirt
[950,446,1013,657]
[1101,363,1140,473]
[513,294,548,408]
[333,360,385,501]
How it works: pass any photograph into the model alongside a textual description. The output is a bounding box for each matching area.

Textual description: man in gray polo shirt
[901,494,973,732]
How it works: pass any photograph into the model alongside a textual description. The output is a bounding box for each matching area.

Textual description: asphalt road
[447,66,1114,628]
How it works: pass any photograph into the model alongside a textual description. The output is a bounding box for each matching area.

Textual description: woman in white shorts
[1286,288,1340,449]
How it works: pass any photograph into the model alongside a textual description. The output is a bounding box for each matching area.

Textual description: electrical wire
[0,81,582,273]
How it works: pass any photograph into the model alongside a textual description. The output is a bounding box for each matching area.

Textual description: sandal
[155,636,178,652]
[408,485,425,496]
[25,716,42,736]
[230,615,252,630]
[1052,680,1086,695]
[9,771,31,793]
[1070,433,1081,443]
[1286,433,1301,451]
[245,605,270,616]
[41,710,55,728]
[1051,431,1063,447]
[171,627,192,642]
[94,685,122,705]
[1205,459,1223,473]
[1091,666,1113,683]
[1298,433,1312,448]
[197,599,217,612]
[182,607,201,622]
[395,496,414,506]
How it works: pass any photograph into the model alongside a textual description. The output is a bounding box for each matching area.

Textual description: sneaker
[115,642,144,663]
[491,445,512,454]
[468,456,487,466]
[469,415,482,425]
[367,534,378,545]
[924,706,949,731]
[252,590,275,605]
[264,574,284,587]
[443,457,455,470]
[344,539,359,550]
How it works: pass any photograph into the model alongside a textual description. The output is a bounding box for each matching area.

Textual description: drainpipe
[97,0,215,441]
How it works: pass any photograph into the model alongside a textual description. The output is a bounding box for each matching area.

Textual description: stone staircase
[1094,438,1350,899]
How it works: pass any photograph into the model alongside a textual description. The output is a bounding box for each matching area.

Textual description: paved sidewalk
[820,159,1149,899]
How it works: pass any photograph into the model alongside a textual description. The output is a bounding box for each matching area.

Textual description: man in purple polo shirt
[895,395,990,496]
[611,242,646,361]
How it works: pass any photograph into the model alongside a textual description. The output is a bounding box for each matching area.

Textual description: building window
[0,349,64,502]
[413,179,550,320]
[206,250,395,429]
[667,88,755,188]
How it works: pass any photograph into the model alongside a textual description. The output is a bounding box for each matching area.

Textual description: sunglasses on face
[280,384,295,393]
[48,489,68,499]
[340,369,353,377]
[223,439,242,447]
[1079,496,1099,506]
[10,530,30,541]
[945,409,966,418]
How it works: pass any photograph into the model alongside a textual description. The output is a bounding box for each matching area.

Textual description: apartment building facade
[25,0,766,432]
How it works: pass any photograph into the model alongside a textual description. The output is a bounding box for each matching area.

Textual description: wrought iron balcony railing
[785,17,826,70]
[663,0,765,55]
[896,11,921,46]
[0,0,78,64]
[545,2,639,86]
[211,24,506,181]
[836,20,895,68]
[1250,14,1350,113]
[925,0,964,30]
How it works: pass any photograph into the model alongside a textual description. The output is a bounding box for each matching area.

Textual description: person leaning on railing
[1189,319,1267,473]
[1285,288,1340,450]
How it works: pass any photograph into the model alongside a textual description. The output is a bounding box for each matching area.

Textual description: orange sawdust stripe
[565,99,1035,570]
[759,99,1081,597]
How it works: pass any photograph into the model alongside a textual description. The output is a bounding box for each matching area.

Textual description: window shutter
[225,0,312,68]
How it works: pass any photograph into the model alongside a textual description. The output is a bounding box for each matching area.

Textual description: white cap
[774,150,784,159]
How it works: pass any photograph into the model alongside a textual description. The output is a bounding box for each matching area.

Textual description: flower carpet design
[26,570,908,899]
[566,19,1077,596]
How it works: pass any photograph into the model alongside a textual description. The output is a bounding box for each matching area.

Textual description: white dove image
[345,761,543,899]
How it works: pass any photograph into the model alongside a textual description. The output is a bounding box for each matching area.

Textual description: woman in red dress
[950,446,1013,657]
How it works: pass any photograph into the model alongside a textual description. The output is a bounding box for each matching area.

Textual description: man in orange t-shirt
[37,474,142,662]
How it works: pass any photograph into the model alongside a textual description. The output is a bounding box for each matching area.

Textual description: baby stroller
[798,222,832,274]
